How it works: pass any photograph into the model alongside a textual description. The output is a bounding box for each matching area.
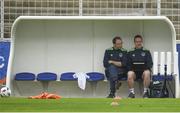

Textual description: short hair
[112,36,122,44]
[134,35,143,42]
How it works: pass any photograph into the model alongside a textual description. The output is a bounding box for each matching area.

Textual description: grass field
[0,98,180,112]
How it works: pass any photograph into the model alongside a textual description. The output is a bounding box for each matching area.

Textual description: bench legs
[89,81,98,97]
[41,81,49,92]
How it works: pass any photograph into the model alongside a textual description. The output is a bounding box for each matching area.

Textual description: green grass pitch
[0,98,180,112]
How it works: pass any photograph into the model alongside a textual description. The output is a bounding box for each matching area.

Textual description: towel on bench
[73,72,89,90]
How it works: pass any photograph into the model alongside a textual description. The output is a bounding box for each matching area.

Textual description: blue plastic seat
[87,72,104,81]
[60,72,77,81]
[152,75,174,81]
[37,72,57,81]
[15,72,36,81]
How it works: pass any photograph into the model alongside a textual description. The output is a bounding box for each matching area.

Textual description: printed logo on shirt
[119,53,123,57]
[141,52,146,57]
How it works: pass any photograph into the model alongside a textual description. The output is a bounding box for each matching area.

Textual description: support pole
[157,0,161,16]
[79,0,83,16]
[1,0,4,39]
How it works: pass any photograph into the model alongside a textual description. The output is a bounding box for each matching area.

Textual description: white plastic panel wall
[12,20,94,77]
[143,20,172,53]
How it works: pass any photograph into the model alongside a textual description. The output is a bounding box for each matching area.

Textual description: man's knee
[143,70,151,80]
[127,71,135,81]
[109,75,118,82]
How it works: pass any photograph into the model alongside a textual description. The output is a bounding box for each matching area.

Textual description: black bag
[149,81,169,98]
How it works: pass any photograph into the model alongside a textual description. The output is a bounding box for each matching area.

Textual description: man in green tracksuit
[103,36,128,98]
[127,35,153,98]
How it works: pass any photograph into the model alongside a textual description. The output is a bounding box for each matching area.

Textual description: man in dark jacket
[127,35,153,98]
[103,36,128,98]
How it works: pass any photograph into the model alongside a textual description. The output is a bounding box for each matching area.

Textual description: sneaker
[107,93,115,98]
[128,92,135,98]
[115,81,122,90]
[143,92,149,98]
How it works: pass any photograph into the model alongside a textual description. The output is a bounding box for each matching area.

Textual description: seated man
[127,35,153,98]
[103,36,128,98]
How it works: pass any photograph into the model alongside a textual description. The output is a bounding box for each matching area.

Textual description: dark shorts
[134,69,151,80]
[134,71,144,80]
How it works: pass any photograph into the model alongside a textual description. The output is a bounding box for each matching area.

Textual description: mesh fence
[1,0,180,39]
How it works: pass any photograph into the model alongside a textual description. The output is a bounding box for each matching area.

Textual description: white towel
[73,72,89,90]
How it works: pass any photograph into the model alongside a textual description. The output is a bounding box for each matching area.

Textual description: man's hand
[108,60,122,67]
[108,60,113,64]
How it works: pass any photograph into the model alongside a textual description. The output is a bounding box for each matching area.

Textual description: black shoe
[143,92,149,98]
[128,92,135,98]
[107,93,115,98]
[115,81,122,90]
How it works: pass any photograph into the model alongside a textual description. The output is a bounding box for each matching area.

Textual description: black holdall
[149,65,169,98]
[149,81,169,98]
